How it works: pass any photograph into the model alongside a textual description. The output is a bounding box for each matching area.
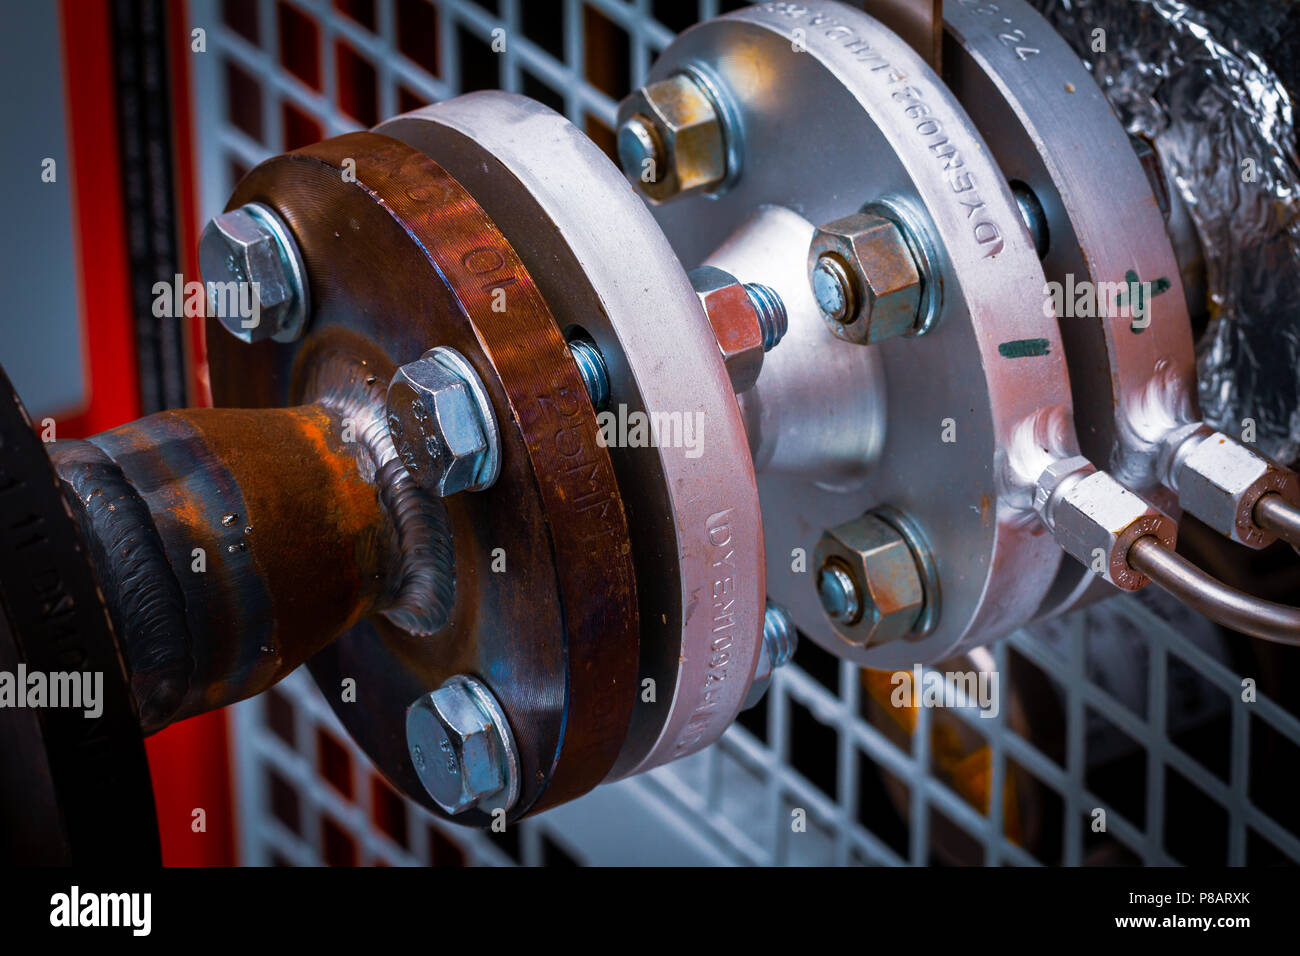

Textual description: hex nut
[691,266,766,394]
[1177,431,1300,549]
[406,677,513,815]
[809,213,921,345]
[1047,468,1177,591]
[387,355,490,497]
[814,513,925,647]
[617,73,726,202]
[198,204,304,343]
[1032,455,1095,520]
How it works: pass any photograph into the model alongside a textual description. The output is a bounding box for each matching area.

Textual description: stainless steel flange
[943,0,1197,496]
[378,94,766,777]
[645,0,1082,667]
[941,0,1198,617]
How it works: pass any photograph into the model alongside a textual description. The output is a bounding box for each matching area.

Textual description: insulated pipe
[1127,536,1300,644]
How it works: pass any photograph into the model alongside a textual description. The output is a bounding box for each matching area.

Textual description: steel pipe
[51,404,397,732]
[1254,492,1300,549]
[1127,536,1300,644]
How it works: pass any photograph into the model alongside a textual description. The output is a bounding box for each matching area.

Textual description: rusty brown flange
[208,132,640,819]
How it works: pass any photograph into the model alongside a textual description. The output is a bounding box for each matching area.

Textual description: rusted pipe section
[52,404,393,733]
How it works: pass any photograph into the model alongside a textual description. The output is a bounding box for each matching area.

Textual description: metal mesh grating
[187,0,1300,866]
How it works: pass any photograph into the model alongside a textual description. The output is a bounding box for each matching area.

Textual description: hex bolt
[387,346,501,497]
[616,72,729,202]
[808,212,923,345]
[743,601,800,710]
[762,601,798,669]
[406,675,520,816]
[817,560,862,624]
[567,338,610,411]
[691,267,787,394]
[198,202,310,344]
[814,512,929,647]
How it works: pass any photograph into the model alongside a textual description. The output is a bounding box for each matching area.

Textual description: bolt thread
[762,601,798,669]
[568,338,610,411]
[744,283,788,351]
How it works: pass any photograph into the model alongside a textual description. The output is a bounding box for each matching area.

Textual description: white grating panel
[186,0,1300,866]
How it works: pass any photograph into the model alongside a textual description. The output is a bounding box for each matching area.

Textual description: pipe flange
[641,1,1077,668]
[379,94,766,778]
[208,130,640,821]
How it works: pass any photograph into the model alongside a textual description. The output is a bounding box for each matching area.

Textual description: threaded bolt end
[762,601,798,669]
[617,115,663,185]
[817,561,862,624]
[744,283,788,351]
[568,338,610,411]
[811,254,855,325]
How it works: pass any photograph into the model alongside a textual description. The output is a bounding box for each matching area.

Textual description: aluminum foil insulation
[1032,0,1300,465]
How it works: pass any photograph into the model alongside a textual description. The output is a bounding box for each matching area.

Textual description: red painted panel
[58,0,236,865]
[171,0,212,409]
[57,0,140,437]
[144,711,237,866]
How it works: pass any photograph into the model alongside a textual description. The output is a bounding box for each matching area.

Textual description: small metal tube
[1254,492,1300,549]
[1127,536,1300,644]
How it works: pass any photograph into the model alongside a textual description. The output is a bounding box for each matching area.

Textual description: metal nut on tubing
[1165,425,1300,549]
[1035,456,1177,591]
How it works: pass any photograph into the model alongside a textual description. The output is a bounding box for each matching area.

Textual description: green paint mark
[1120,269,1172,334]
[998,338,1051,359]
